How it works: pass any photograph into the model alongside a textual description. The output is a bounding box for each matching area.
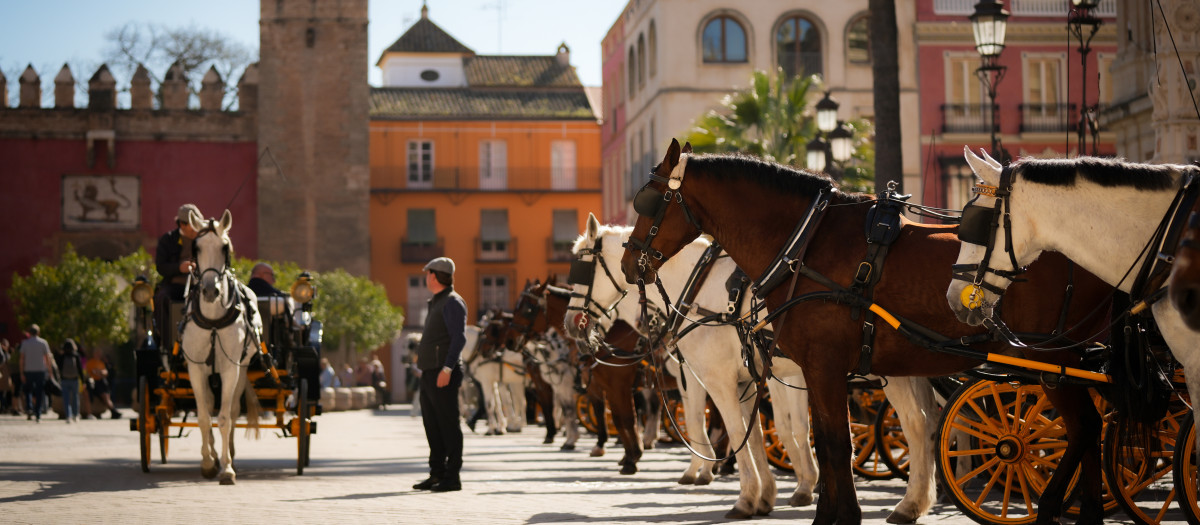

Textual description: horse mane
[571,223,632,254]
[1012,156,1182,191]
[687,153,872,202]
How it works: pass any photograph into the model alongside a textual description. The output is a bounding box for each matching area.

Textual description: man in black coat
[412,257,467,493]
[248,263,286,299]
[153,204,200,346]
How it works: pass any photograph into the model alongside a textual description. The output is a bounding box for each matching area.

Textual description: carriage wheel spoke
[984,385,1013,434]
[958,456,1002,489]
[974,457,1007,507]
[950,417,1002,445]
[1015,464,1036,516]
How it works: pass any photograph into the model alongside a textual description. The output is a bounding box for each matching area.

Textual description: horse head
[504,278,549,349]
[946,147,1041,326]
[190,209,234,305]
[565,213,632,342]
[620,138,702,286]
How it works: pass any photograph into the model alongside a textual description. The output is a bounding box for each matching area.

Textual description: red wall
[0,138,258,342]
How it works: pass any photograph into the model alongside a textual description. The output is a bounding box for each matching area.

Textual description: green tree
[314,269,406,363]
[684,68,875,192]
[8,245,130,349]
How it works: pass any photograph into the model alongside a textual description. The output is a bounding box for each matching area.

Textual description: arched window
[627,47,636,97]
[648,21,657,77]
[701,15,747,63]
[847,15,871,64]
[776,15,822,78]
[637,33,646,89]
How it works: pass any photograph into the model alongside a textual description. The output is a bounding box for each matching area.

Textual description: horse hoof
[693,475,713,486]
[755,507,771,517]
[544,437,555,444]
[886,510,918,524]
[560,443,575,451]
[619,464,637,475]
[677,474,696,485]
[724,507,753,519]
[789,493,814,507]
[589,447,604,457]
[219,474,235,485]
[201,466,219,479]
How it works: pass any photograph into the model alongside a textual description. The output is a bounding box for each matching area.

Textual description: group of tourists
[1,324,120,423]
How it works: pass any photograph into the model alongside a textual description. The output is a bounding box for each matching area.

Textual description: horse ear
[586,212,600,238]
[219,209,233,234]
[979,148,1003,171]
[188,209,204,232]
[681,141,693,154]
[665,138,681,168]
[964,146,1000,186]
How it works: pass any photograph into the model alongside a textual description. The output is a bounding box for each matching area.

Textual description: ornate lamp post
[1068,0,1101,156]
[971,0,1010,161]
[808,91,838,175]
[806,136,828,173]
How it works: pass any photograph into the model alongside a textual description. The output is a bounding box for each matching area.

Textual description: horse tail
[244,384,262,440]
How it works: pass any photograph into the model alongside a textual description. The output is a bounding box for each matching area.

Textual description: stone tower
[257,0,370,275]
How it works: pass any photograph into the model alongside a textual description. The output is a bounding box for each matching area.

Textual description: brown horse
[1169,194,1200,330]
[503,277,663,474]
[620,139,1114,524]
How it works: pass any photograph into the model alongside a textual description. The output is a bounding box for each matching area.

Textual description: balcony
[941,104,999,134]
[400,237,444,264]
[476,237,518,263]
[933,0,1116,17]
[372,166,602,192]
[547,238,575,262]
[1019,103,1077,133]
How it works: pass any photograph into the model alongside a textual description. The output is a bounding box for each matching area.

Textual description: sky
[0,0,628,103]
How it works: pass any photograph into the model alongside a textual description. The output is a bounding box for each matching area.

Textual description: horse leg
[768,375,818,507]
[187,364,219,479]
[640,386,662,451]
[676,366,716,485]
[1035,385,1103,524]
[535,377,557,444]
[879,377,937,523]
[216,367,243,485]
[556,376,581,451]
[505,380,526,433]
[609,383,641,475]
[809,375,860,525]
[589,393,608,457]
[707,377,767,519]
[740,382,776,516]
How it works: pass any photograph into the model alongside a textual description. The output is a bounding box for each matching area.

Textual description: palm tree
[684,68,874,192]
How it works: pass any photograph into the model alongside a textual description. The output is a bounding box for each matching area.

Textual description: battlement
[0,61,258,112]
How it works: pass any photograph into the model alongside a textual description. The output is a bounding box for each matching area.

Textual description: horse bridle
[624,155,704,276]
[567,238,630,329]
[951,165,1027,310]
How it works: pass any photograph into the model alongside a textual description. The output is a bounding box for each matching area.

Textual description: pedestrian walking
[19,324,53,422]
[411,257,467,493]
[57,339,83,423]
[84,348,121,419]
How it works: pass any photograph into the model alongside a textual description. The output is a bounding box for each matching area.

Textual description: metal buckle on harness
[854,262,873,284]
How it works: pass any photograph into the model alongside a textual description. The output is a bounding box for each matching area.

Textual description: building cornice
[916,21,1118,45]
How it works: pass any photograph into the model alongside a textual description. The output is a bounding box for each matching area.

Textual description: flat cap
[423,257,455,275]
[177,203,200,224]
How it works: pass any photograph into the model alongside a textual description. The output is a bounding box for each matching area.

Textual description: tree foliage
[313,269,406,358]
[8,245,130,349]
[103,22,256,110]
[684,68,875,193]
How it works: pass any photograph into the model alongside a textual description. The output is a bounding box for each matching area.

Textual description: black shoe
[430,479,461,492]
[412,477,440,490]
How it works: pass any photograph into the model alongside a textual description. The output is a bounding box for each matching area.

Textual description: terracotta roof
[379,17,473,60]
[464,56,579,87]
[370,87,595,120]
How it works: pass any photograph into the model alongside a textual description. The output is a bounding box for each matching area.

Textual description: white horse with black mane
[179,209,262,484]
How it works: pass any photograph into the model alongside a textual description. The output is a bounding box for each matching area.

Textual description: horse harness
[180,226,259,369]
[567,238,631,330]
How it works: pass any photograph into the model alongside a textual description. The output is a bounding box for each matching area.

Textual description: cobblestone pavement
[0,406,1159,524]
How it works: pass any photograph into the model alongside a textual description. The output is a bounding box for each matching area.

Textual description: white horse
[949,147,1200,477]
[463,316,527,435]
[525,328,582,450]
[178,209,262,484]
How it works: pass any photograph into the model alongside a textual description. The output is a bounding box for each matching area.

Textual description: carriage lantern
[806,137,828,173]
[971,0,1009,161]
[131,275,153,308]
[290,272,315,304]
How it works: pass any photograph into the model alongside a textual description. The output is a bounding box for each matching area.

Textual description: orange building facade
[369,7,601,327]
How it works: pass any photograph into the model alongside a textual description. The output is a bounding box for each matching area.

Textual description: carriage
[127,266,322,477]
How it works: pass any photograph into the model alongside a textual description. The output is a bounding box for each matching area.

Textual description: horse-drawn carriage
[128,210,322,482]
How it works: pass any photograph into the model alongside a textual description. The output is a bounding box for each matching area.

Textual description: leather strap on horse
[850,185,910,376]
[666,242,723,336]
[752,190,830,299]
[1132,173,1200,307]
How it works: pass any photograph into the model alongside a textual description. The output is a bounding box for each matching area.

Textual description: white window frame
[479,139,507,190]
[479,274,510,313]
[406,274,432,326]
[551,140,577,190]
[1021,52,1066,117]
[407,140,434,189]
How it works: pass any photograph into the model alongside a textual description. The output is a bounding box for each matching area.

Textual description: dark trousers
[419,367,463,480]
[23,371,46,419]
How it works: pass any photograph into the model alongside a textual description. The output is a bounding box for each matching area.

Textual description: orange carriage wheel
[935,379,1078,525]
[849,388,895,480]
[1104,398,1189,524]
[874,397,910,481]
[1173,414,1199,524]
[761,411,793,471]
[660,397,686,443]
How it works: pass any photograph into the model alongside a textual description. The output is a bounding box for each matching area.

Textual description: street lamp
[971,0,1010,161]
[816,91,839,134]
[829,121,854,164]
[806,136,828,173]
[1068,0,1102,156]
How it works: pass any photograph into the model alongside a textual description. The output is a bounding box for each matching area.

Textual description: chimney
[88,64,117,110]
[130,64,153,110]
[19,65,40,107]
[160,61,189,110]
[556,43,571,67]
[54,64,75,108]
[421,0,428,19]
[0,69,6,108]
[199,66,225,111]
[237,63,258,112]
